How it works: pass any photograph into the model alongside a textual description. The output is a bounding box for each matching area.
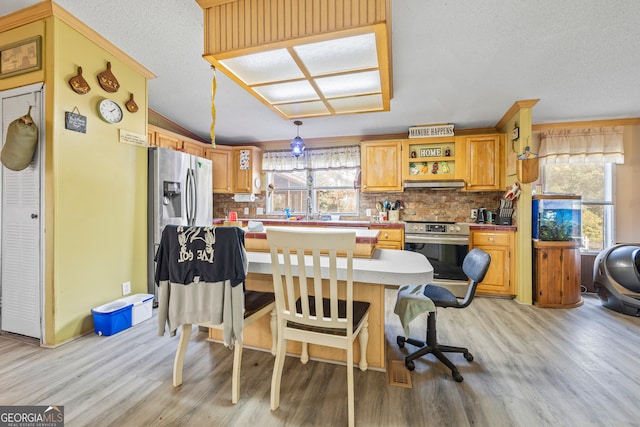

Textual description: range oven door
[405,234,469,282]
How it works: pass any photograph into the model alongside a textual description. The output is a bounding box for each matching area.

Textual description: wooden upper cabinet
[360,140,402,192]
[204,145,233,194]
[181,139,205,157]
[148,124,207,156]
[462,134,504,191]
[155,132,181,150]
[232,146,262,194]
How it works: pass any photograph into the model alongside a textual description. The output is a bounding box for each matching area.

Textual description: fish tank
[532,194,582,242]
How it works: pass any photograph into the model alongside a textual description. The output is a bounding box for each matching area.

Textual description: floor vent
[388,359,412,388]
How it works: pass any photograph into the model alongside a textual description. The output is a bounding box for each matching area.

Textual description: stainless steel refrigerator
[147,146,213,295]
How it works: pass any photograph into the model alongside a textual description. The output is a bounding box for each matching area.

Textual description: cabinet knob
[384,233,389,238]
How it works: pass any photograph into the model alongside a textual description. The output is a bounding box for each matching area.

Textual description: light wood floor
[1,292,639,426]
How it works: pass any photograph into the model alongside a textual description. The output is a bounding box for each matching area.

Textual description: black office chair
[396,248,491,382]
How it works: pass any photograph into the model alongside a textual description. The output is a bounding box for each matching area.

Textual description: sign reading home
[408,124,455,138]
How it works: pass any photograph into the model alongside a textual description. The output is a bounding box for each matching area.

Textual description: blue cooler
[91,300,133,336]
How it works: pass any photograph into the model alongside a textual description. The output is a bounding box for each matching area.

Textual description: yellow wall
[615,125,640,244]
[497,103,535,304]
[0,10,149,345]
[49,18,148,344]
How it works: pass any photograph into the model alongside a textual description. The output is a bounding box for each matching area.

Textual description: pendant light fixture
[291,120,305,157]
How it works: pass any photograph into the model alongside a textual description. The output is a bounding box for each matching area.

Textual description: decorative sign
[119,129,148,147]
[420,147,442,157]
[408,124,454,138]
[64,109,87,133]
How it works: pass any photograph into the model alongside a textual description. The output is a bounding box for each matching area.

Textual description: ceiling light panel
[253,81,319,104]
[315,70,382,98]
[275,101,329,117]
[294,33,379,76]
[329,94,384,114]
[220,49,303,85]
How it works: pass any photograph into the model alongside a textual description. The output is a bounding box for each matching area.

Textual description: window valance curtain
[262,145,360,172]
[538,126,624,164]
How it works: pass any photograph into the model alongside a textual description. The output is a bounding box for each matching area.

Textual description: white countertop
[247,248,433,286]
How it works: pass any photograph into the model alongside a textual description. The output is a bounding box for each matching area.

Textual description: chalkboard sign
[65,111,87,133]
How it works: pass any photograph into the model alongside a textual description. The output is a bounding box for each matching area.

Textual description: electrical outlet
[471,209,478,219]
[122,281,131,296]
[244,207,249,215]
[365,208,372,217]
[256,207,264,215]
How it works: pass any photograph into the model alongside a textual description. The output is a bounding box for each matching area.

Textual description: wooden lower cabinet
[371,227,404,250]
[533,240,583,308]
[469,229,515,296]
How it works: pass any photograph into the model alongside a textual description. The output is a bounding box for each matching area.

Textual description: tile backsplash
[214,189,505,224]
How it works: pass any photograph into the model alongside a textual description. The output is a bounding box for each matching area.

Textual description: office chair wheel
[397,336,405,348]
[464,352,473,362]
[405,359,415,371]
[453,372,464,382]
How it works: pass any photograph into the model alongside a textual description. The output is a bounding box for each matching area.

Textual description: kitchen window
[263,146,360,217]
[538,126,623,252]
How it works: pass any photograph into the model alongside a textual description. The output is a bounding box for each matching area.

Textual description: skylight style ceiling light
[290,120,305,157]
[197,0,392,120]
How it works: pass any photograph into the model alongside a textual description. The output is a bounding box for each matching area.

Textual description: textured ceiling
[3,1,640,145]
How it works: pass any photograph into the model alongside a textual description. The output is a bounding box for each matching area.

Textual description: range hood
[403,180,465,190]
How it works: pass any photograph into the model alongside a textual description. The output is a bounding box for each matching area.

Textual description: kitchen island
[209,248,433,371]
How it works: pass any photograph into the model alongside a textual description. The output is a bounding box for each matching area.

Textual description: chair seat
[423,284,459,307]
[244,290,276,318]
[288,296,370,336]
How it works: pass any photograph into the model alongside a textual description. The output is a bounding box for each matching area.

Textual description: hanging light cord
[210,66,217,147]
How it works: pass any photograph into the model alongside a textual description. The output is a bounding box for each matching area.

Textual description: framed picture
[0,36,42,79]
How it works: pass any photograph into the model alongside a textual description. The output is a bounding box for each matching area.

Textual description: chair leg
[231,340,243,404]
[347,340,355,427]
[173,324,192,387]
[270,325,286,411]
[399,312,467,382]
[300,342,309,364]
[269,309,277,356]
[358,315,369,371]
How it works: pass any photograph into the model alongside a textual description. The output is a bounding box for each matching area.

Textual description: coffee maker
[476,207,487,223]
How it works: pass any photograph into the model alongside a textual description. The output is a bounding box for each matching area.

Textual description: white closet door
[1,86,42,339]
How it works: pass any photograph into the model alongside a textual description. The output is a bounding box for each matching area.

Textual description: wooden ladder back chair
[267,228,370,427]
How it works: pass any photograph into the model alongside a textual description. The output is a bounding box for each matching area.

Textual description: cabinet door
[156,133,181,150]
[360,140,402,192]
[464,134,503,191]
[205,146,233,194]
[182,139,204,157]
[471,230,514,296]
[232,146,262,194]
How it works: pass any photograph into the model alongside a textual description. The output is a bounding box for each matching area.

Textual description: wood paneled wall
[199,0,390,54]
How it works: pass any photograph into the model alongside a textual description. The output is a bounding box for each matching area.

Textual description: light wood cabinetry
[148,124,206,157]
[204,145,233,194]
[370,227,404,250]
[232,146,262,194]
[402,137,462,182]
[461,133,504,191]
[470,229,515,296]
[533,240,583,308]
[360,140,402,192]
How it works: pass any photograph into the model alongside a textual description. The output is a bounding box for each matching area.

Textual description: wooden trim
[196,0,237,8]
[532,117,640,131]
[495,99,540,130]
[0,2,53,32]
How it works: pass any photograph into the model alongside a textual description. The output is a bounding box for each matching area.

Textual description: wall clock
[97,99,123,124]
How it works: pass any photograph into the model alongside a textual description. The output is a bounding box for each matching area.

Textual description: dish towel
[394,284,436,338]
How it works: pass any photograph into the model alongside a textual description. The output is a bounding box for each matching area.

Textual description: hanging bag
[1,106,39,171]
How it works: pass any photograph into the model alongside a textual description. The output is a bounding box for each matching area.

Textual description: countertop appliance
[404,221,470,297]
[147,147,212,295]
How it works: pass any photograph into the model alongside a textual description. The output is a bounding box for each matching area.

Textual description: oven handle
[405,235,469,245]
